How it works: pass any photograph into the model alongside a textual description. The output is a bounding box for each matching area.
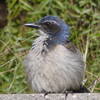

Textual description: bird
[24,16,89,93]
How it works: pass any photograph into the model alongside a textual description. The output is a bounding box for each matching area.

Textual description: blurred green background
[0,0,100,93]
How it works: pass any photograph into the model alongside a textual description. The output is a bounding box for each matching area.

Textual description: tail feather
[73,85,90,93]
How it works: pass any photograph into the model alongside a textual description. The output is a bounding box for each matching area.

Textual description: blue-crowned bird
[24,16,89,93]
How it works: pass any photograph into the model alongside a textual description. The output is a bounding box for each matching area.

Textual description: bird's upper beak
[24,23,41,29]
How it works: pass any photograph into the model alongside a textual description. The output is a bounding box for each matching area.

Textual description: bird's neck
[54,31,69,43]
[32,30,69,54]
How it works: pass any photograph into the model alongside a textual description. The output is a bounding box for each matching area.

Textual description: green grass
[0,0,100,93]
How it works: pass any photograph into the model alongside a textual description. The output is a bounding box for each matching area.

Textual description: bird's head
[24,16,70,43]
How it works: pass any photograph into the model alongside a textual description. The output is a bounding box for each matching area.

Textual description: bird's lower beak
[24,23,41,29]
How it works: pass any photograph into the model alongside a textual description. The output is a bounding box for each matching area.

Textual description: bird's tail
[73,85,90,93]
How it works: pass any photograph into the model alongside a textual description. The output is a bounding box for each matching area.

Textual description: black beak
[24,23,41,29]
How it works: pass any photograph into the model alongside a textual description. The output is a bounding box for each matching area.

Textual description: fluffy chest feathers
[24,38,85,93]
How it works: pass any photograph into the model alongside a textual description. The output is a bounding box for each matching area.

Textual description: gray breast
[24,43,85,93]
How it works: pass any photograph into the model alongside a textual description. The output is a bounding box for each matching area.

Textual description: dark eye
[45,22,51,25]
[41,21,60,33]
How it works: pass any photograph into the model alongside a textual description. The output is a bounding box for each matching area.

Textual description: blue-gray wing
[63,41,78,53]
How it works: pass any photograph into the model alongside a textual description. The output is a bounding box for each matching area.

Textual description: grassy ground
[0,0,100,93]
